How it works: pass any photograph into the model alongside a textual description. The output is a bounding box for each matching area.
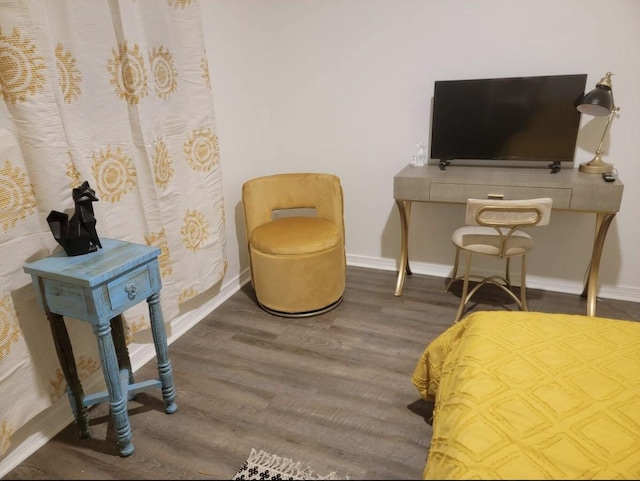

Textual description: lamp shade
[576,73,614,117]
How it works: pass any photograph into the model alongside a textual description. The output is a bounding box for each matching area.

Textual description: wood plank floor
[5,266,640,480]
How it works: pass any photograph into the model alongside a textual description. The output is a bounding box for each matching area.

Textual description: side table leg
[93,323,134,457]
[147,292,178,414]
[46,311,90,439]
[111,315,135,391]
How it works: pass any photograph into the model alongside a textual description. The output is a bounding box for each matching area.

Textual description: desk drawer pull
[124,283,138,300]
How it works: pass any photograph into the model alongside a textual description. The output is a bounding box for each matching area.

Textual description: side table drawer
[43,280,91,319]
[107,264,152,311]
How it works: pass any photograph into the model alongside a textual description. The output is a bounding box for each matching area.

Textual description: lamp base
[578,153,613,174]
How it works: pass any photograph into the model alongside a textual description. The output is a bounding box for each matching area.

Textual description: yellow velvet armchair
[242,173,346,317]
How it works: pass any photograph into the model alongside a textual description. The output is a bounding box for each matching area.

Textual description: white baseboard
[346,254,640,304]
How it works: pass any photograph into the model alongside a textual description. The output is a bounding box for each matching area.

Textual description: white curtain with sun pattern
[0,0,226,456]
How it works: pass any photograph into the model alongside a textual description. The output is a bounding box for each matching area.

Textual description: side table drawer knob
[124,283,137,300]
[107,264,151,310]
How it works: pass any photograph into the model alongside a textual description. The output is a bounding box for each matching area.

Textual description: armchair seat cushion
[251,217,341,255]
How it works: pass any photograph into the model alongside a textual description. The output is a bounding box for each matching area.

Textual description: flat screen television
[429,74,587,169]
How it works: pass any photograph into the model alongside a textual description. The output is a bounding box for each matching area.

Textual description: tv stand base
[549,161,561,174]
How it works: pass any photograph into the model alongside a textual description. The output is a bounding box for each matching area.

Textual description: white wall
[202,0,640,302]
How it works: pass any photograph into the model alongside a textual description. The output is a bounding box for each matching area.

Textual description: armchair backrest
[242,173,345,240]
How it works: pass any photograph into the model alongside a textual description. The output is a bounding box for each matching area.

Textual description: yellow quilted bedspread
[411,311,640,480]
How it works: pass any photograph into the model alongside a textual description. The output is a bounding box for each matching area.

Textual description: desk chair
[447,197,552,323]
[242,173,346,317]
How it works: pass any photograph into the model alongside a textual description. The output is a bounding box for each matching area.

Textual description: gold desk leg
[394,200,413,296]
[581,212,616,317]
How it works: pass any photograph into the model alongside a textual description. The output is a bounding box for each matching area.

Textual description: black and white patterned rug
[232,449,346,480]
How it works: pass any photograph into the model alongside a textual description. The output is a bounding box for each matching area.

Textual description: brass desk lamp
[576,72,619,174]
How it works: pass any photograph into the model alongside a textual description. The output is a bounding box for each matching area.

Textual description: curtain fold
[0,0,226,455]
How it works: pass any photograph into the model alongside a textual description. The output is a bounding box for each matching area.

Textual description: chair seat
[452,226,532,256]
[250,217,341,255]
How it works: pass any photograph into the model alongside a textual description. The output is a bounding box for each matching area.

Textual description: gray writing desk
[393,164,624,317]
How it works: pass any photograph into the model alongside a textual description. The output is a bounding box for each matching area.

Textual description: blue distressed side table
[23,238,177,457]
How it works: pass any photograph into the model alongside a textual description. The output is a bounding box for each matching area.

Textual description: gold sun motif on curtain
[201,54,211,90]
[0,27,46,104]
[0,294,22,360]
[126,315,150,338]
[49,355,99,401]
[152,139,174,189]
[65,156,82,187]
[107,41,148,105]
[149,46,178,99]
[220,259,229,281]
[178,286,199,305]
[48,370,66,400]
[181,209,209,253]
[0,160,37,231]
[183,128,219,172]
[0,420,14,456]
[55,43,82,104]
[91,145,137,203]
[76,356,99,382]
[145,229,173,278]
[168,0,193,9]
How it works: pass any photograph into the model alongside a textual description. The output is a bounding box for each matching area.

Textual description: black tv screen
[429,74,587,164]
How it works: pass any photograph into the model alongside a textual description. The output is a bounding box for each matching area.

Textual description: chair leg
[446,247,461,292]
[520,255,528,311]
[505,257,512,289]
[454,252,473,323]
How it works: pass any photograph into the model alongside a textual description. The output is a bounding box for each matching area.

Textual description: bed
[411,310,640,479]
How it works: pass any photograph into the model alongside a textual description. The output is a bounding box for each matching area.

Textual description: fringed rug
[232,448,347,480]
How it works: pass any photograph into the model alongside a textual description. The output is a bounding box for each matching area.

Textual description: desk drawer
[107,264,152,311]
[430,183,572,208]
